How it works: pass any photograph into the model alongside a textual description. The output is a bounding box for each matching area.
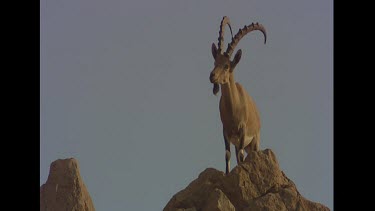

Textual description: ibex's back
[209,16,266,175]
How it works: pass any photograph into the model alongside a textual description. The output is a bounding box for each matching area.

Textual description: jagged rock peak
[40,158,95,211]
[164,149,329,211]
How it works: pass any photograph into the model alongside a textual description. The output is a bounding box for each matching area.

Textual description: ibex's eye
[224,64,229,70]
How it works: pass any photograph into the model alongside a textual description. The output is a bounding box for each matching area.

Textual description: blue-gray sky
[40,0,333,210]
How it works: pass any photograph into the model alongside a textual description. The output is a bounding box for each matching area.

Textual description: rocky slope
[164,149,329,211]
[40,158,95,211]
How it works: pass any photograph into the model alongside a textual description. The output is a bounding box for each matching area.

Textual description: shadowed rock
[40,158,95,211]
[164,149,329,211]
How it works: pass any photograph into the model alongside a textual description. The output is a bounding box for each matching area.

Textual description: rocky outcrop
[40,158,95,211]
[164,149,329,211]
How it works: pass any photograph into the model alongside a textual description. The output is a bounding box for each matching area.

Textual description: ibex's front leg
[223,131,231,175]
[238,122,246,163]
[235,146,240,165]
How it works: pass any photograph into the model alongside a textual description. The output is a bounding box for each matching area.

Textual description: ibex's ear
[211,43,218,59]
[231,49,242,70]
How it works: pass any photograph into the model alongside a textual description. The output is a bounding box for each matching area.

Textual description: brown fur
[209,16,266,174]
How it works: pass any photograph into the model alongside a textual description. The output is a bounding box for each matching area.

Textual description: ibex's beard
[213,83,220,96]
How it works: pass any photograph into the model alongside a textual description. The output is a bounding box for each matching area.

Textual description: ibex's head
[209,16,267,95]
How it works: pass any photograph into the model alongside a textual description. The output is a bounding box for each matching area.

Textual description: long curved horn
[225,22,266,57]
[217,16,233,54]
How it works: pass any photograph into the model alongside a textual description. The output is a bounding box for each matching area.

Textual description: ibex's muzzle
[210,71,220,95]
[209,72,215,83]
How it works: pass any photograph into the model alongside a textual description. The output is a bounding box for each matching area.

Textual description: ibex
[209,16,266,175]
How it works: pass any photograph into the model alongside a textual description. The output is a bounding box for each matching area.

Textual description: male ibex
[209,16,266,175]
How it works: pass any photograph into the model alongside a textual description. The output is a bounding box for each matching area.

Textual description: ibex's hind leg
[251,133,260,151]
[245,133,260,154]
[223,131,231,175]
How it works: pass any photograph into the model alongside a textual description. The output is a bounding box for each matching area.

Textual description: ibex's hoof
[238,149,245,163]
[239,155,244,162]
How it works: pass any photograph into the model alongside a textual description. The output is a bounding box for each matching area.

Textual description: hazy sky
[40,0,333,210]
